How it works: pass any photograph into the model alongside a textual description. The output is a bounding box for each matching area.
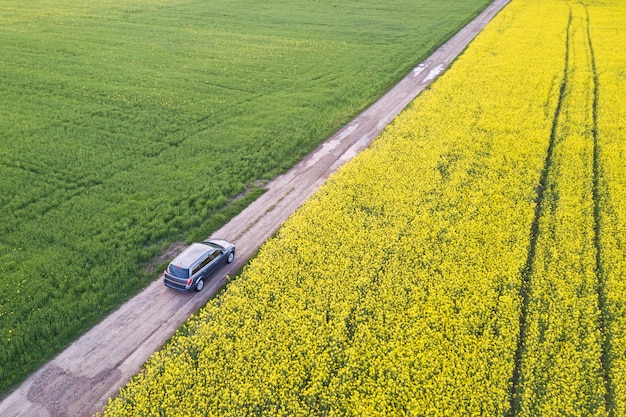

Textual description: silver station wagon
[163,239,235,292]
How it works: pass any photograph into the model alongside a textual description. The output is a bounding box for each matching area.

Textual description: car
[163,238,235,292]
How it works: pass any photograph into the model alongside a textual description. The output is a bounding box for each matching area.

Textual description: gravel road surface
[0,1,509,415]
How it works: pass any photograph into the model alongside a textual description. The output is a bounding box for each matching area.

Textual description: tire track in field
[584,3,615,414]
[506,7,572,416]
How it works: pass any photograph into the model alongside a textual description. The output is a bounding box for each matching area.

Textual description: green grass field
[0,0,491,395]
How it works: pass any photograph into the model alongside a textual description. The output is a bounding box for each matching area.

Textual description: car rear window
[168,264,190,279]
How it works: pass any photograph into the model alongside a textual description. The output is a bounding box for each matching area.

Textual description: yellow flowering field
[100,0,625,415]
[590,0,626,414]
[513,3,606,415]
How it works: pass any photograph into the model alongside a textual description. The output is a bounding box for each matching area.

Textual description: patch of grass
[0,0,491,395]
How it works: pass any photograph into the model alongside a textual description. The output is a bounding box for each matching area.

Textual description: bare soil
[0,1,510,415]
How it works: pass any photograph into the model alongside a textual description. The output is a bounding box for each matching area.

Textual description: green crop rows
[0,0,491,396]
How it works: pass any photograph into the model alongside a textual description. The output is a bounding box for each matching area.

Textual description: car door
[203,249,223,277]
[192,252,213,282]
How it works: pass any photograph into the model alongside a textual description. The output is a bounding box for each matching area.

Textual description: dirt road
[0,1,509,415]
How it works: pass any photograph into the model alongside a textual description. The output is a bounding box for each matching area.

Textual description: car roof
[171,242,214,269]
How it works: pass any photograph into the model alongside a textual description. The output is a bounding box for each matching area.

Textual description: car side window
[192,250,216,275]
[208,250,221,262]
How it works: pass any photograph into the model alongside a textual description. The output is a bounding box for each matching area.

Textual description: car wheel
[227,251,234,263]
[195,278,204,292]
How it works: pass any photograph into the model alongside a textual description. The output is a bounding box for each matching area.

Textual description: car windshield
[204,241,223,250]
[168,264,190,279]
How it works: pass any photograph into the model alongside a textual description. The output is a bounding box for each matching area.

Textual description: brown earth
[0,1,510,415]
